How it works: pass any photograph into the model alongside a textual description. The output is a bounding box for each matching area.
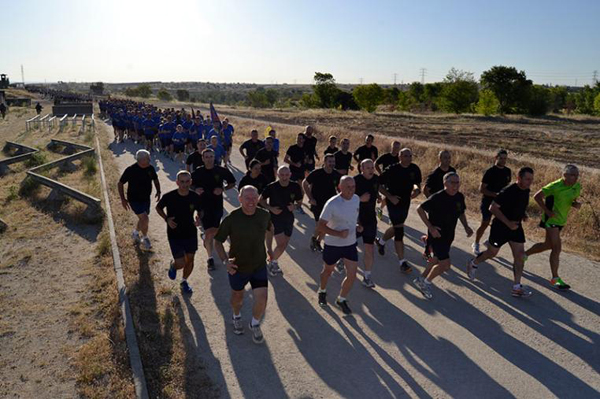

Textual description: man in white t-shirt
[316,175,361,315]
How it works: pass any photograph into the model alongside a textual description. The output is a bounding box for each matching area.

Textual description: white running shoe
[472,242,481,256]
[132,230,140,243]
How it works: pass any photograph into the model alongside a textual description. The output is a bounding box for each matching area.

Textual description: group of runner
[115,101,583,345]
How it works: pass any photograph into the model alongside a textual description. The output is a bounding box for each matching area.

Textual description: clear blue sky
[1,0,598,86]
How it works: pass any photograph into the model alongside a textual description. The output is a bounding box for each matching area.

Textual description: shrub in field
[476,89,500,116]
[353,83,385,112]
[481,66,532,114]
[157,88,173,101]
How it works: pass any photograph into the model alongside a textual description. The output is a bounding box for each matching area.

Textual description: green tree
[573,85,598,114]
[594,92,600,116]
[408,82,424,104]
[438,68,479,114]
[313,72,340,108]
[423,82,444,110]
[353,83,385,112]
[548,86,568,113]
[157,88,173,101]
[526,85,551,116]
[136,84,152,98]
[300,93,319,108]
[480,66,532,114]
[475,89,500,116]
[383,87,400,104]
[176,89,190,101]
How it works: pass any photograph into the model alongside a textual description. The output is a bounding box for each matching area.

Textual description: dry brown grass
[227,115,600,260]
[0,101,135,398]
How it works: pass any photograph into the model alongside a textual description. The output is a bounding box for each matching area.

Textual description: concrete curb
[95,135,149,399]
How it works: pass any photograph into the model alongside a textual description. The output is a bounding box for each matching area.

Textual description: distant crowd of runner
[110,98,583,344]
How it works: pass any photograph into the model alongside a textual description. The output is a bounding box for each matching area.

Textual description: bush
[176,89,190,101]
[526,85,551,116]
[19,176,40,196]
[124,84,152,98]
[475,89,500,116]
[82,155,97,177]
[157,88,173,101]
[353,84,385,112]
[24,151,48,167]
[594,93,600,116]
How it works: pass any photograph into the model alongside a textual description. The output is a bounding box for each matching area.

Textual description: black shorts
[201,208,223,230]
[311,204,325,222]
[272,212,294,237]
[357,221,377,244]
[323,243,358,265]
[488,219,525,248]
[168,236,198,259]
[228,266,269,291]
[480,197,494,221]
[129,200,150,215]
[387,202,410,226]
[426,237,452,261]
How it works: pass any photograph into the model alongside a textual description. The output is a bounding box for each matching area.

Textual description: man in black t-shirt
[377,148,422,273]
[354,159,381,288]
[303,154,341,252]
[191,149,236,271]
[375,140,401,174]
[353,134,379,173]
[284,133,307,183]
[254,136,278,183]
[324,136,338,155]
[156,171,202,294]
[118,149,161,251]
[185,138,207,172]
[238,159,269,194]
[239,129,265,170]
[468,167,535,298]
[334,138,354,175]
[259,165,303,276]
[424,150,456,197]
[415,172,473,299]
[473,149,512,255]
[303,125,319,173]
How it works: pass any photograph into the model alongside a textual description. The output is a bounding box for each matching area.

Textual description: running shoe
[315,240,323,253]
[141,237,152,251]
[511,285,533,298]
[270,260,283,275]
[550,277,571,290]
[335,259,345,273]
[132,230,141,243]
[168,260,177,280]
[232,317,244,335]
[310,237,318,252]
[336,298,353,315]
[472,242,481,256]
[249,323,264,344]
[400,261,413,274]
[414,277,433,299]
[207,258,216,271]
[362,276,376,288]
[318,292,328,307]
[375,238,385,256]
[466,259,477,281]
[180,280,193,294]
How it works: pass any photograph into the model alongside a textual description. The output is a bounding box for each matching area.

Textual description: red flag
[210,102,221,125]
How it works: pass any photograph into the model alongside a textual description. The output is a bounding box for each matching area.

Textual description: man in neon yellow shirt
[525,165,581,290]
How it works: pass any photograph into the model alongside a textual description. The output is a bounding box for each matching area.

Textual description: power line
[419,68,427,84]
[593,70,598,84]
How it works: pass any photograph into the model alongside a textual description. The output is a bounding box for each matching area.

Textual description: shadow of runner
[173,296,225,399]
[126,248,176,397]
[208,270,289,398]
[270,277,410,398]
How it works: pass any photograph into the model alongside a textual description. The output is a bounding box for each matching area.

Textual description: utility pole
[393,73,398,86]
[21,65,25,85]
[593,70,598,84]
[419,68,426,84]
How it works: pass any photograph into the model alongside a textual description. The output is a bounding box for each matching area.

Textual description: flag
[210,102,221,126]
[265,125,272,137]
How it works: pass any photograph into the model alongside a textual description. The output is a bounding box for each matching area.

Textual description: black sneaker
[400,261,413,274]
[376,238,385,256]
[310,237,318,252]
[318,292,328,307]
[315,240,324,253]
[207,258,216,271]
[336,298,352,315]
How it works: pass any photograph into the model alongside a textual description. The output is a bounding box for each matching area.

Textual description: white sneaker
[270,260,282,275]
[466,259,477,281]
[472,242,481,256]
[142,237,152,251]
[132,230,140,243]
[249,323,264,344]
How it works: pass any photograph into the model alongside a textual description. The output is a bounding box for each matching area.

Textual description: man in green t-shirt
[215,185,272,344]
[525,165,582,290]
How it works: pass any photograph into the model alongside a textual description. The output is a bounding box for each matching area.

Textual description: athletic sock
[233,313,241,319]
[378,237,387,245]
[424,279,432,285]
[398,258,406,264]
[181,277,187,282]
[318,288,327,294]
[513,284,522,290]
[337,296,346,302]
[364,271,372,278]
[470,259,478,268]
[251,317,260,327]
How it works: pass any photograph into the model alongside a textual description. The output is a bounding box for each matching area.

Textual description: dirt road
[108,133,600,398]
